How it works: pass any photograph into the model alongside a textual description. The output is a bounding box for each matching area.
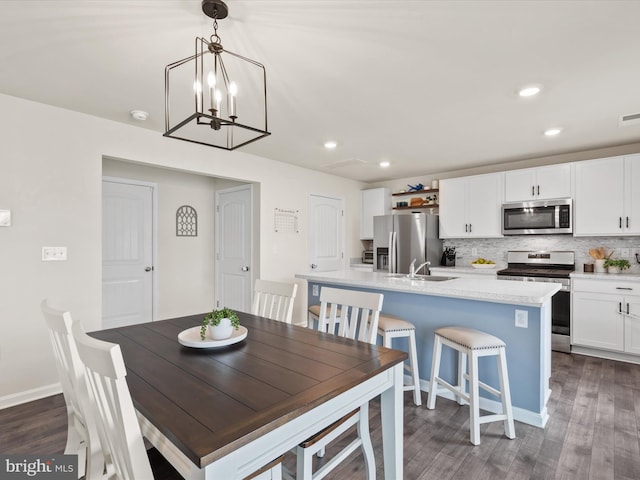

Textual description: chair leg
[63,421,85,479]
[426,335,442,409]
[357,403,376,480]
[468,352,481,446]
[407,330,422,406]
[498,349,516,439]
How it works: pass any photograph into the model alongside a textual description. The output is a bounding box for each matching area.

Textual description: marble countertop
[429,265,501,275]
[571,271,640,281]
[296,269,560,307]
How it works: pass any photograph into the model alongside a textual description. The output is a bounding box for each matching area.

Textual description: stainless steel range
[497,250,574,353]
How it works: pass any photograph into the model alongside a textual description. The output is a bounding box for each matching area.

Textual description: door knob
[145,267,153,272]
[241,266,250,272]
[311,264,317,269]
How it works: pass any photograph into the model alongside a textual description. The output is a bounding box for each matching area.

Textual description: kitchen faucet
[408,258,431,278]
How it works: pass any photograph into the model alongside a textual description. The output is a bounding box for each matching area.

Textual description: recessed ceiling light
[544,127,562,136]
[518,85,542,97]
[130,110,149,121]
[324,141,337,149]
[379,161,390,168]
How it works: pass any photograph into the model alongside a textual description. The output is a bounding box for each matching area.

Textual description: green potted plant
[603,258,631,274]
[200,307,240,340]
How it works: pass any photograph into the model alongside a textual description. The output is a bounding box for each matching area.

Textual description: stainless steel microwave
[502,198,572,235]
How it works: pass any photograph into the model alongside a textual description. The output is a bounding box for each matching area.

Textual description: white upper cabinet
[574,154,640,236]
[360,188,391,239]
[439,172,504,238]
[504,164,572,202]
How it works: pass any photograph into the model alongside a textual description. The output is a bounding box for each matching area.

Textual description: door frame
[214,183,255,311]
[102,175,158,322]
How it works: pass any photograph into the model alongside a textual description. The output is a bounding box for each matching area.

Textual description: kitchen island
[295,270,561,427]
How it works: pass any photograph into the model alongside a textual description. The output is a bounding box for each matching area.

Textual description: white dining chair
[71,319,281,480]
[286,287,383,480]
[41,300,104,479]
[71,320,155,480]
[252,279,298,324]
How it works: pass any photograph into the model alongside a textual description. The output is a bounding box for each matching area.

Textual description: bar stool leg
[426,335,442,410]
[468,351,481,446]
[457,351,467,406]
[498,349,516,439]
[407,330,422,406]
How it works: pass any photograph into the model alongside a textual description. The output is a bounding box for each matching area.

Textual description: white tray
[178,326,248,349]
[471,263,496,269]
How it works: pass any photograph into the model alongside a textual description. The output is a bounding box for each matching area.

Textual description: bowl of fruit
[471,258,496,269]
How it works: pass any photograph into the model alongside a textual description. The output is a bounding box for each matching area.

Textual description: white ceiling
[2,1,640,183]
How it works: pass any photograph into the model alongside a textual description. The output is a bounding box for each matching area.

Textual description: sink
[410,275,457,281]
[385,274,457,281]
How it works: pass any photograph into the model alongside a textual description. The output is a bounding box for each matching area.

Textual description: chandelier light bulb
[229,81,238,118]
[207,71,216,88]
[214,89,222,115]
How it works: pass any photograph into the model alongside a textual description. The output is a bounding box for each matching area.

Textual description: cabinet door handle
[537,185,540,196]
[531,186,535,196]
[627,216,629,228]
[616,287,633,290]
[469,224,472,233]
[465,224,468,232]
[619,217,623,229]
[627,303,630,315]
[619,302,623,313]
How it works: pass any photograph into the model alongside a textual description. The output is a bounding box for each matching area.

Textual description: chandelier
[164,0,270,150]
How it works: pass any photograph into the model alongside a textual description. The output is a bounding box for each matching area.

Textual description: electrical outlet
[515,309,528,328]
[620,248,630,258]
[471,248,478,256]
[312,284,319,297]
[42,246,67,261]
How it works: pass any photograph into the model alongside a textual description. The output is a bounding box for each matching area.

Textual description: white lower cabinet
[572,278,640,356]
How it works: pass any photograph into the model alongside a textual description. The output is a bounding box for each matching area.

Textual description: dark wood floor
[2,352,639,479]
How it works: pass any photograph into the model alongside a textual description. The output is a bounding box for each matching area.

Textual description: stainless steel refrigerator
[373,213,442,274]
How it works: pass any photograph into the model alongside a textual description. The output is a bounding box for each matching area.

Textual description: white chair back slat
[252,279,298,323]
[72,321,153,480]
[317,287,383,344]
[41,300,104,479]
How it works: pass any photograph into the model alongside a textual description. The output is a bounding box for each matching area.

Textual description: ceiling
[2,1,640,183]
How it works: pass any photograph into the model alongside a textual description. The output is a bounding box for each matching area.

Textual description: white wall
[0,93,364,406]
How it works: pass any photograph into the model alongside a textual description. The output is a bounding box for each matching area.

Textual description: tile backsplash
[444,236,640,273]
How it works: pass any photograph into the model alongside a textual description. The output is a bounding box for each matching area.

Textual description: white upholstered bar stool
[377,314,422,406]
[426,326,515,445]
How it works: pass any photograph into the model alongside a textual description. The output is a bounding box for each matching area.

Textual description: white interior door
[215,185,253,313]
[102,179,155,329]
[308,194,344,272]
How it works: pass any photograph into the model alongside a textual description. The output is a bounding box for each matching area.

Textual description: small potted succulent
[604,258,630,274]
[200,307,240,340]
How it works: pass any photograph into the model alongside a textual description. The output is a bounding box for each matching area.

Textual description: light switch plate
[0,210,10,226]
[42,246,68,261]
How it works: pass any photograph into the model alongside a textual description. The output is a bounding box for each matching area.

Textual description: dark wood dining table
[90,311,407,479]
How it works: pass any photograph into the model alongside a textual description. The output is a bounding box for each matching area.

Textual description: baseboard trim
[571,345,640,365]
[0,383,62,410]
